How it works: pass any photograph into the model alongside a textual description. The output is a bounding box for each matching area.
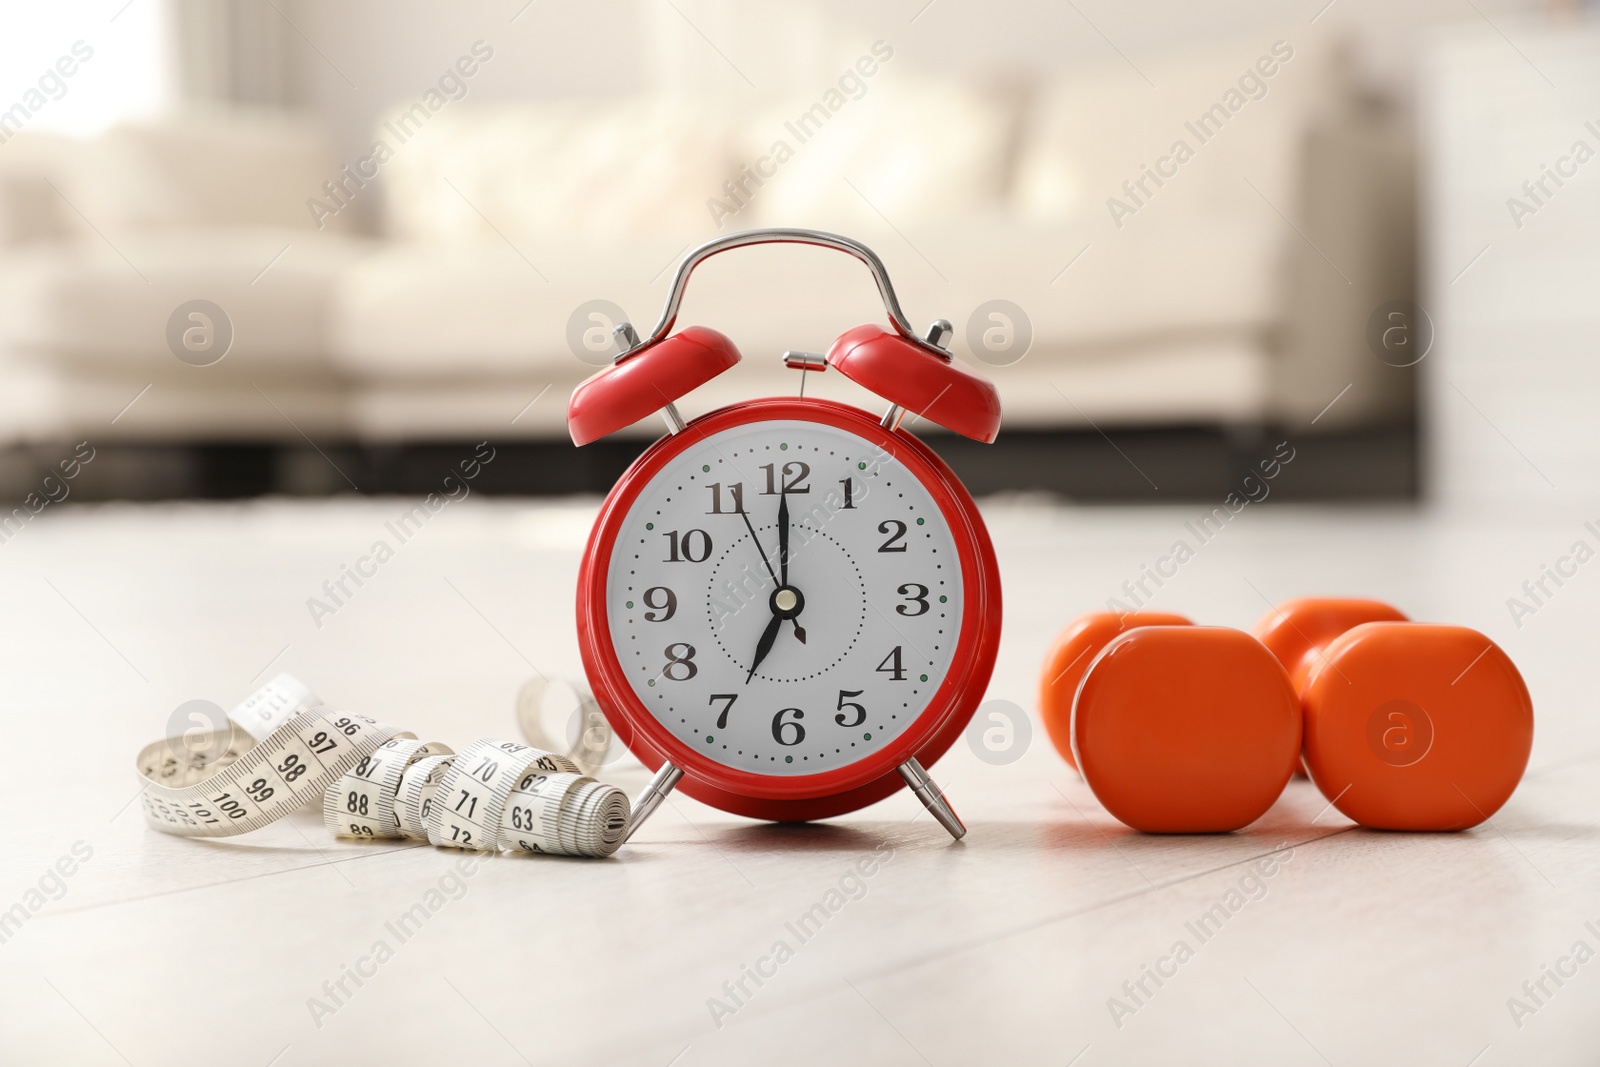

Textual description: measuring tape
[396,754,454,839]
[136,675,629,858]
[323,736,455,840]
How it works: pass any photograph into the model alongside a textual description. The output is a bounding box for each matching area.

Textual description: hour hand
[746,613,783,684]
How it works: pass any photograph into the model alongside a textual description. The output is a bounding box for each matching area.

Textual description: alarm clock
[569,229,1002,842]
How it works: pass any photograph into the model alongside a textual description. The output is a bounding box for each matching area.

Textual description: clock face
[604,418,964,776]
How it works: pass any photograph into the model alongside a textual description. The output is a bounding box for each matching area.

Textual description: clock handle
[622,761,684,843]
[640,228,949,362]
[898,757,967,841]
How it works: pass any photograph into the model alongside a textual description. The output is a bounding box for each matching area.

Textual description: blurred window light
[0,2,168,139]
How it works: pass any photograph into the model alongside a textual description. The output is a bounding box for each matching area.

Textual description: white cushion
[1015,37,1342,229]
[380,99,737,243]
[917,217,1284,352]
[328,235,693,379]
[738,78,1018,231]
[70,107,344,232]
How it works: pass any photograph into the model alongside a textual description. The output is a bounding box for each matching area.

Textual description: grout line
[688,825,1358,1032]
[46,841,429,918]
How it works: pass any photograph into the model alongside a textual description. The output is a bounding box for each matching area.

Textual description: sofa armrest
[1273,102,1418,429]
[0,173,72,246]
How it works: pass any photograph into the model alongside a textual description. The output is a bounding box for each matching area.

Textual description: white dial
[605,418,963,775]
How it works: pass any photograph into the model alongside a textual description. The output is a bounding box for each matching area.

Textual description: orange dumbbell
[1039,613,1302,833]
[1253,598,1409,777]
[1038,612,1193,772]
[1253,598,1534,830]
[1252,598,1409,691]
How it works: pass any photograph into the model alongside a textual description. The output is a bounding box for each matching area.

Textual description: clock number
[839,478,856,509]
[896,583,930,617]
[877,520,908,552]
[709,693,738,729]
[663,643,698,681]
[834,689,866,728]
[771,707,806,746]
[642,586,677,622]
[876,646,907,681]
[707,482,745,514]
[760,461,811,494]
[664,528,712,563]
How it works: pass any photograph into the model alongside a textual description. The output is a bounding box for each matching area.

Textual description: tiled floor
[0,495,1593,1066]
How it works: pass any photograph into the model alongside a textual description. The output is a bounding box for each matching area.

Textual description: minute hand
[777,488,805,644]
[738,505,779,589]
[778,489,790,587]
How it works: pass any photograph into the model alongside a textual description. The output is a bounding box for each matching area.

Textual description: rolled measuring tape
[136,675,629,858]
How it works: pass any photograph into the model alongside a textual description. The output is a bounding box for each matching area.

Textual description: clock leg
[897,758,967,841]
[622,761,683,843]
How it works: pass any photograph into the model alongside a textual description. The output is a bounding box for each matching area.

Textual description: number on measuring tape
[426,738,578,850]
[137,708,403,838]
[136,677,630,858]
[501,770,631,856]
[322,737,454,839]
[395,754,455,840]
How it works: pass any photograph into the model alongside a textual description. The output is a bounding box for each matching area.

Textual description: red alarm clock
[569,229,1002,842]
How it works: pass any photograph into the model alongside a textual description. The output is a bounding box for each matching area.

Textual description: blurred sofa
[0,35,1413,448]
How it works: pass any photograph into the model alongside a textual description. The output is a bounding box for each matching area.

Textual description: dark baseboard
[0,424,1417,505]
[927,423,1418,502]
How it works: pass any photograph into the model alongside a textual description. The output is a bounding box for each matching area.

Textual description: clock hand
[738,505,779,590]
[777,487,806,642]
[746,612,783,684]
[778,488,790,587]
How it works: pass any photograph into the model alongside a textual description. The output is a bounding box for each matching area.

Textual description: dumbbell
[1039,612,1192,772]
[1052,605,1401,784]
[1039,612,1301,833]
[1253,598,1533,831]
[1253,598,1408,779]
[1252,598,1407,690]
